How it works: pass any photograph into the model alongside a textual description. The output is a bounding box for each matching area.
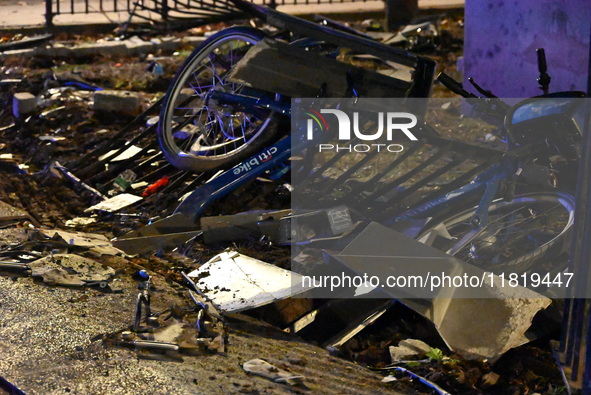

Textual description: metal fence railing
[44,0,374,28]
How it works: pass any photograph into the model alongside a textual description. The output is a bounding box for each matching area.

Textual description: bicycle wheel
[417,192,575,273]
[158,27,280,172]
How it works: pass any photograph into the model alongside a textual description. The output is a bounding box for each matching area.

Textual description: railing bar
[366,144,452,202]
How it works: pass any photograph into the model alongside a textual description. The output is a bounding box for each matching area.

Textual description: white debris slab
[85,193,143,213]
[188,250,311,312]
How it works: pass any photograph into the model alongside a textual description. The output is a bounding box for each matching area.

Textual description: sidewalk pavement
[0,0,463,30]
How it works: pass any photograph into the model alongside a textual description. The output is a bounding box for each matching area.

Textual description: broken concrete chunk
[93,90,141,116]
[399,339,432,355]
[389,339,432,362]
[31,267,86,287]
[242,359,304,386]
[29,254,115,287]
[40,229,125,256]
[12,92,37,118]
[389,345,422,362]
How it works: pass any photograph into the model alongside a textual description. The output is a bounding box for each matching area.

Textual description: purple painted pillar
[464,0,591,98]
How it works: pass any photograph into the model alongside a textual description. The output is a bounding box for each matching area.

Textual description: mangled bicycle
[156,0,585,275]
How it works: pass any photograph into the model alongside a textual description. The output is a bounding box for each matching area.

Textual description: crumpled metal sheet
[188,250,311,312]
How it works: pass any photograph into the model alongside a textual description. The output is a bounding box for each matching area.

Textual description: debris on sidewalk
[242,359,305,386]
[28,253,116,288]
[0,34,52,52]
[0,11,573,395]
[187,250,311,312]
[48,161,107,200]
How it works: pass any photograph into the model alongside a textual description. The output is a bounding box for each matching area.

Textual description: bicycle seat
[505,92,586,145]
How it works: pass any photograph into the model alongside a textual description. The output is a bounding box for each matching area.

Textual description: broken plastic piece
[142,176,169,197]
[113,169,137,192]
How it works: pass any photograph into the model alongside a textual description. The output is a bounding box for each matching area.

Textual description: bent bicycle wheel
[158,27,280,172]
[417,192,575,274]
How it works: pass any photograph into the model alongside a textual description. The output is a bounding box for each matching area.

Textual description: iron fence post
[162,0,169,21]
[45,0,54,29]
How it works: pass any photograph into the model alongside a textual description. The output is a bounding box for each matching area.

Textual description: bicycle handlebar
[437,72,478,98]
[536,48,551,94]
[437,72,510,118]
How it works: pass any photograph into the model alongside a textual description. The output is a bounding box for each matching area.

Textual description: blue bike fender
[174,137,292,222]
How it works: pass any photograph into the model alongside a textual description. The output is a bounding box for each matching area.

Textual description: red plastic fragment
[142,176,169,197]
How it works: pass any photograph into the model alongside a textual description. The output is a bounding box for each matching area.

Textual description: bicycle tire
[417,191,576,274]
[158,27,280,172]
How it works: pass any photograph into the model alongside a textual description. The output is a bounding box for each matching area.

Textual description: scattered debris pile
[0,10,572,395]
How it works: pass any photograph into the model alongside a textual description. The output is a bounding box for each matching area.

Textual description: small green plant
[426,347,444,361]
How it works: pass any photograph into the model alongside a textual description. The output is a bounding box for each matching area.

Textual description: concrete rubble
[93,90,142,116]
[12,92,37,118]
